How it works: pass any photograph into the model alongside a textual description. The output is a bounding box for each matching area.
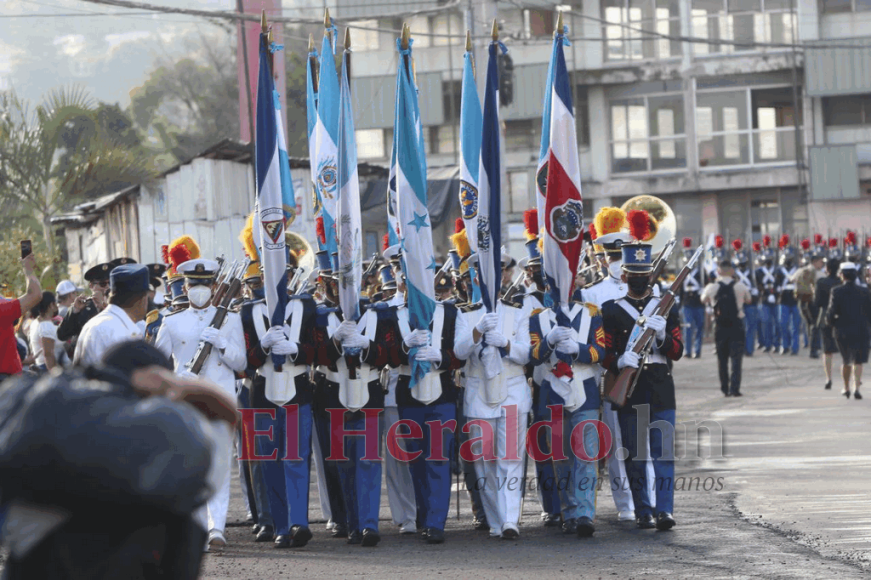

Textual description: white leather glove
[404,328,430,348]
[645,314,667,342]
[414,345,442,365]
[475,312,499,334]
[200,326,226,350]
[342,332,371,350]
[617,351,640,370]
[260,326,286,350]
[555,339,579,356]
[484,332,508,348]
[333,320,358,341]
[272,340,298,357]
[546,326,572,347]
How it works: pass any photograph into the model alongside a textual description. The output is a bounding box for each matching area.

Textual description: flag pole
[308,34,319,92]
[344,27,352,84]
[466,30,475,78]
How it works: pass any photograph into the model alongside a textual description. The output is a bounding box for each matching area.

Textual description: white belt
[782,284,795,291]
[398,365,445,377]
[467,364,525,381]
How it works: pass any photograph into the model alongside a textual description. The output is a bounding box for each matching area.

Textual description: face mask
[627,276,649,295]
[251,286,265,300]
[608,261,623,279]
[188,286,212,308]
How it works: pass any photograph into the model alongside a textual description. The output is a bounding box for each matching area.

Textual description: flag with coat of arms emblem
[313,28,340,254]
[459,40,482,251]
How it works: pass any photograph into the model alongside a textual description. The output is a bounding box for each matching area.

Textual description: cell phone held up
[20,240,32,260]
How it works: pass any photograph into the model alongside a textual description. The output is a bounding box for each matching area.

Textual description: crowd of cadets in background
[7,205,870,553]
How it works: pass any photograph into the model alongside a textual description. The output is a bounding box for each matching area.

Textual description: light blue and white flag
[255,30,292,369]
[477,40,503,313]
[459,47,482,251]
[386,98,400,246]
[306,40,323,249]
[337,44,362,323]
[313,32,340,254]
[395,37,436,387]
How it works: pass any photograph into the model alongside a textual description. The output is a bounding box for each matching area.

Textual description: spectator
[826,262,871,400]
[702,260,752,397]
[814,258,841,390]
[27,291,66,373]
[0,254,42,381]
[55,280,81,318]
[792,253,825,359]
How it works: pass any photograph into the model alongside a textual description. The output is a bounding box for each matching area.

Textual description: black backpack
[713,280,739,328]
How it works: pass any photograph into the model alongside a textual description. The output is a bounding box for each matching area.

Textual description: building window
[823,95,871,125]
[524,8,556,38]
[577,86,591,147]
[603,0,681,62]
[432,13,463,46]
[505,119,539,152]
[691,0,796,56]
[352,20,379,51]
[610,93,686,173]
[408,15,431,48]
[508,170,531,213]
[696,85,800,168]
[443,80,462,124]
[820,0,871,13]
[435,125,457,155]
[356,129,385,160]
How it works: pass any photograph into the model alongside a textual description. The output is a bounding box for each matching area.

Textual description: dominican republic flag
[313,32,340,254]
[255,29,293,369]
[535,38,560,237]
[459,45,482,251]
[336,44,363,323]
[306,38,322,249]
[477,40,503,314]
[394,37,437,387]
[542,27,584,307]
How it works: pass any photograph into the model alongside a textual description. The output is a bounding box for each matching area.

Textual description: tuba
[620,195,676,259]
[286,231,315,292]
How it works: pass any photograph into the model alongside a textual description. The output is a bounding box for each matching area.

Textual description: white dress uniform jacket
[73,305,144,368]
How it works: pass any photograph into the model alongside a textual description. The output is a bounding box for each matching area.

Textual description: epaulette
[145,309,160,325]
[461,302,483,313]
[530,307,546,317]
[583,302,601,317]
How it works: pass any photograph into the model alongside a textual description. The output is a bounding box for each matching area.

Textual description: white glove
[200,326,226,350]
[404,328,430,348]
[414,345,442,365]
[342,332,371,350]
[645,314,667,342]
[617,351,640,370]
[555,339,579,356]
[260,326,286,350]
[333,320,358,341]
[484,332,509,348]
[272,340,298,357]
[767,294,776,304]
[475,312,499,334]
[546,326,572,347]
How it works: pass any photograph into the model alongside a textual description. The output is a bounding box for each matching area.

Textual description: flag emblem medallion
[549,200,584,243]
[460,181,478,219]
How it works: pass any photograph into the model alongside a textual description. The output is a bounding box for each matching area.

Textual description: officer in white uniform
[154,258,246,552]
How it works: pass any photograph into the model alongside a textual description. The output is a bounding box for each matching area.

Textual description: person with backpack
[702,260,753,397]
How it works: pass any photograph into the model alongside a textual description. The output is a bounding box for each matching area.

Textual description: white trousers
[383,406,417,526]
[196,432,232,533]
[603,401,656,513]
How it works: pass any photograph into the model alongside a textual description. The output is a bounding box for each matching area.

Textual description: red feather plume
[866,236,871,248]
[169,244,191,268]
[778,234,790,248]
[626,210,650,242]
[682,237,692,248]
[715,235,724,249]
[763,234,771,247]
[732,239,743,251]
[752,241,762,252]
[814,233,823,245]
[382,234,390,251]
[800,238,810,250]
[589,223,598,240]
[829,237,838,248]
[846,230,857,245]
[455,217,465,233]
[160,244,170,265]
[523,209,539,239]
[316,216,326,246]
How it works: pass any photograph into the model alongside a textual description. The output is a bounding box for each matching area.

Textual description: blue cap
[110,264,150,294]
[525,238,542,265]
[169,277,186,299]
[330,252,339,272]
[621,242,653,273]
[316,250,331,273]
[448,249,461,271]
[379,265,396,286]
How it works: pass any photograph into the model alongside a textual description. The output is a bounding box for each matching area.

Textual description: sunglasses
[90,280,109,289]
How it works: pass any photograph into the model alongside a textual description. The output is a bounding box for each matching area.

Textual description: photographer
[0,254,42,380]
[57,262,112,343]
[55,280,81,318]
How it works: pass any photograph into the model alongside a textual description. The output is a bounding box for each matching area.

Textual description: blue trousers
[682,306,705,357]
[759,303,780,349]
[533,382,561,516]
[552,406,599,521]
[334,411,383,533]
[779,304,801,354]
[255,404,313,535]
[617,408,676,518]
[313,408,347,527]
[399,402,456,531]
[743,304,758,355]
[238,386,273,529]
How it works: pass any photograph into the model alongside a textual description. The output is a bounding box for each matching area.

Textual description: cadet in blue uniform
[775,237,800,355]
[678,237,705,359]
[731,240,759,356]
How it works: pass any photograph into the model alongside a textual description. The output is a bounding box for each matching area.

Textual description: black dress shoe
[426,528,445,544]
[332,523,349,538]
[347,529,362,545]
[543,513,561,528]
[656,512,676,531]
[561,518,578,534]
[252,523,261,535]
[473,517,489,531]
[361,528,381,547]
[843,389,851,399]
[731,391,743,397]
[825,380,832,390]
[420,528,430,540]
[576,517,595,537]
[636,514,656,529]
[854,391,863,400]
[255,525,274,542]
[274,535,290,548]
[290,525,312,547]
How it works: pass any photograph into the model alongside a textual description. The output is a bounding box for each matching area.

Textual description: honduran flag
[459,42,482,251]
[386,72,400,246]
[542,25,584,307]
[477,39,503,314]
[394,37,437,387]
[313,30,340,254]
[255,27,292,369]
[306,38,322,249]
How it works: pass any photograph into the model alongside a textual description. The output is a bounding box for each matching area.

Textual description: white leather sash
[397,304,445,405]
[542,305,594,412]
[253,301,307,406]
[480,305,518,406]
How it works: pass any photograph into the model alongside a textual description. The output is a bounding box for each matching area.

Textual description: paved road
[203,346,871,578]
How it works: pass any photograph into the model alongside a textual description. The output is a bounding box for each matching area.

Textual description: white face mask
[608,261,623,280]
[187,285,212,308]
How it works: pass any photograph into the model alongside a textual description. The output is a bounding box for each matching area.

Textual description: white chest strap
[683,268,701,292]
[761,267,776,285]
[616,297,661,352]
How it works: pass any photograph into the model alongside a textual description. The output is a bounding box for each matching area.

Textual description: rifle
[210,260,236,307]
[188,260,250,375]
[604,245,703,407]
[649,238,677,291]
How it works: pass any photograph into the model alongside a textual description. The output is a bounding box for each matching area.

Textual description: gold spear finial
[324,7,331,28]
[261,9,267,34]
[308,33,314,52]
[491,19,498,41]
[344,27,351,49]
[268,29,274,43]
[465,30,472,51]
[556,11,564,36]
[401,22,410,50]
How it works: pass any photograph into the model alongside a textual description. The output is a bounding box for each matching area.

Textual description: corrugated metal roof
[806,38,871,97]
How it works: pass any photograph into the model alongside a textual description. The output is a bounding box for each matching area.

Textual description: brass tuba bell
[620,195,676,258]
[285,230,315,275]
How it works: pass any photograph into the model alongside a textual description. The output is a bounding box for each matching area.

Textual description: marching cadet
[679,238,705,359]
[454,253,531,540]
[755,236,779,353]
[154,253,247,552]
[528,285,606,537]
[57,262,111,342]
[732,240,760,357]
[601,226,684,532]
[775,236,801,356]
[826,262,871,399]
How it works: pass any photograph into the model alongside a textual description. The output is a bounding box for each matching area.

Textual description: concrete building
[334,0,870,253]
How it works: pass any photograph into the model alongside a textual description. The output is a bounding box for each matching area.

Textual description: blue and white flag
[337,45,362,323]
[395,38,436,387]
[477,40,503,313]
[386,95,400,246]
[255,31,291,369]
[314,32,340,254]
[536,38,559,236]
[459,47,482,251]
[306,41,323,249]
